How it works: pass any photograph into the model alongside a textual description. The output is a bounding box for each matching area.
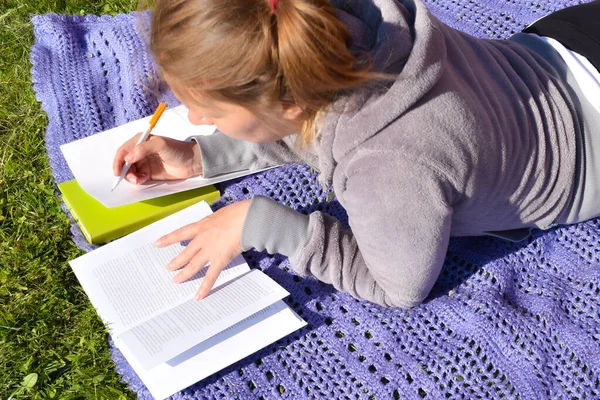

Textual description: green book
[58,180,221,244]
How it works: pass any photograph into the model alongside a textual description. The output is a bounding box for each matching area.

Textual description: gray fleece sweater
[193,0,579,307]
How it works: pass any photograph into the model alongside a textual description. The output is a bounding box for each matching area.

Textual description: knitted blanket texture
[31,1,600,399]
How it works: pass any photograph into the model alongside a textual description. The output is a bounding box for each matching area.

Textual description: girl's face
[167,75,303,142]
[185,98,302,143]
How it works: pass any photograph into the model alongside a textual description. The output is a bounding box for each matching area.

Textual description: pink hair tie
[269,0,280,14]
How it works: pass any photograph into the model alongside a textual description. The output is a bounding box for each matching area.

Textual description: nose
[188,110,214,125]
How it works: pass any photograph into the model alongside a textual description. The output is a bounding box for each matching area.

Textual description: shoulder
[335,146,457,216]
[336,95,479,191]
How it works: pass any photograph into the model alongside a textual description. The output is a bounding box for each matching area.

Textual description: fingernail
[195,292,204,301]
[166,262,174,270]
[128,176,137,183]
[154,239,162,247]
[125,154,134,162]
[172,275,181,283]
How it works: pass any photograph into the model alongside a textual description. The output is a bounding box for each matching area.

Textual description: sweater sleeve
[191,131,306,178]
[191,132,257,178]
[241,154,454,308]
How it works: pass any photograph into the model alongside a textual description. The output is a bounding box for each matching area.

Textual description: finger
[125,163,138,183]
[125,162,149,185]
[132,172,149,185]
[195,261,226,301]
[125,135,164,165]
[173,250,210,284]
[113,133,143,175]
[125,172,149,185]
[154,220,206,248]
[112,147,130,176]
[166,236,204,271]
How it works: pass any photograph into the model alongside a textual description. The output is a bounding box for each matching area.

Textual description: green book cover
[58,180,221,244]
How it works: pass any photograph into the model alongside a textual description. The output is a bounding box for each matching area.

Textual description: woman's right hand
[112,134,202,185]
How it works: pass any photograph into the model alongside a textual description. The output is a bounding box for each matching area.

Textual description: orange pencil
[111,102,167,192]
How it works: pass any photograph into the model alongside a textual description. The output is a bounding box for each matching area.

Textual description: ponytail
[151,0,381,145]
[275,0,378,144]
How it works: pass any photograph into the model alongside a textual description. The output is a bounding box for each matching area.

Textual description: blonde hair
[150,0,380,145]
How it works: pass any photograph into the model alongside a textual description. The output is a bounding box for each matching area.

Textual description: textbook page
[60,104,273,208]
[70,201,249,336]
[69,200,307,397]
[120,300,307,400]
[117,269,290,369]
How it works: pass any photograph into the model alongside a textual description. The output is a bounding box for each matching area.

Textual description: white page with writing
[70,201,248,335]
[117,269,290,370]
[60,104,274,208]
[118,300,306,400]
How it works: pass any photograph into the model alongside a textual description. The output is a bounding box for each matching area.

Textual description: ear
[281,103,304,121]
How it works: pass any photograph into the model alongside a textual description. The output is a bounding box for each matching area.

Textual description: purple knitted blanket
[31,1,600,398]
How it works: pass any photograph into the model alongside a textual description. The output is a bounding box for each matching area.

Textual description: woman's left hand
[154,200,251,300]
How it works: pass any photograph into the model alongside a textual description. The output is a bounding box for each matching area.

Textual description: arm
[241,155,453,308]
[191,131,306,178]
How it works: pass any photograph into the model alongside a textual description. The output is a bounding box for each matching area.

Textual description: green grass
[0,1,140,398]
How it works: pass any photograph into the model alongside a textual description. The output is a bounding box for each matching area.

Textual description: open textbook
[69,201,306,399]
[61,105,274,208]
